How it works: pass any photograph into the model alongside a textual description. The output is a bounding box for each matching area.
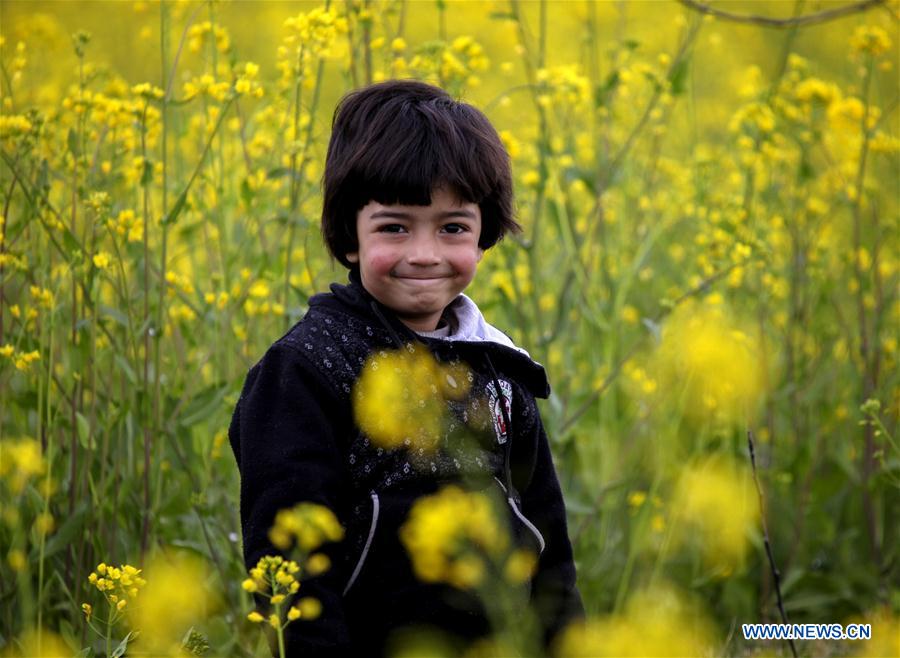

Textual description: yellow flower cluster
[398,35,489,90]
[400,486,525,590]
[240,277,284,316]
[243,555,300,595]
[554,584,714,657]
[85,562,147,613]
[29,285,54,309]
[1,345,41,372]
[352,344,470,451]
[188,20,231,55]
[672,455,759,571]
[182,73,232,103]
[92,251,111,270]
[0,437,46,494]
[536,65,592,110]
[277,7,348,86]
[204,290,230,310]
[107,208,143,243]
[164,270,195,297]
[849,25,892,57]
[62,87,162,147]
[243,299,285,317]
[268,502,344,553]
[793,77,840,106]
[131,82,164,100]
[653,300,764,425]
[728,101,776,136]
[0,113,33,139]
[234,61,264,99]
[243,555,323,629]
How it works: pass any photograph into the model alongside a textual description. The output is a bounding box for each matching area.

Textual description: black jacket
[229,273,583,656]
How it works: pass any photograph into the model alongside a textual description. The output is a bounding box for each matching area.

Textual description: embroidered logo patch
[485,379,513,444]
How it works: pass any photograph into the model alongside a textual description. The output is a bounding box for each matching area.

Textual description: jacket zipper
[343,492,380,595]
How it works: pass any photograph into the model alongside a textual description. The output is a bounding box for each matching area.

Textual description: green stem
[140,100,152,560]
[36,283,57,638]
[106,601,114,657]
[276,603,286,658]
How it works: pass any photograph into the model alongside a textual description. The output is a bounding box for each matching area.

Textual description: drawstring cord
[369,300,408,349]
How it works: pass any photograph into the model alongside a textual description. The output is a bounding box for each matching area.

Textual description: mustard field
[1,1,898,656]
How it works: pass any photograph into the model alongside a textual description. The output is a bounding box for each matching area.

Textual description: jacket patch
[485,379,513,444]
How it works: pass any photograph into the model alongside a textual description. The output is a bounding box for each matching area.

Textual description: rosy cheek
[365,249,397,276]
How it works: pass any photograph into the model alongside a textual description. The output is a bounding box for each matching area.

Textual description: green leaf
[240,178,253,207]
[36,502,89,560]
[114,354,138,386]
[668,57,690,96]
[594,71,619,107]
[99,305,129,328]
[111,631,138,658]
[67,128,80,156]
[179,384,228,428]
[164,189,189,225]
[140,158,154,186]
[76,412,91,450]
[266,167,299,181]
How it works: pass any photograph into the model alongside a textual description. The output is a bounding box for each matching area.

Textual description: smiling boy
[230,80,583,657]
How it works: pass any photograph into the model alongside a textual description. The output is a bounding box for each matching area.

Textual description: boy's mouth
[391,273,453,281]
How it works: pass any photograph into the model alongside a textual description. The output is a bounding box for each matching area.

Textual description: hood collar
[313,270,550,398]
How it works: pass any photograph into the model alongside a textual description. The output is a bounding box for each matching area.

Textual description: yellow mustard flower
[400,486,508,590]
[671,455,759,569]
[653,300,764,425]
[850,25,892,57]
[555,584,715,657]
[268,502,344,552]
[353,345,469,451]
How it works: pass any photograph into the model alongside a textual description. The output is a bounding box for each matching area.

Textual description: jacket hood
[309,270,550,398]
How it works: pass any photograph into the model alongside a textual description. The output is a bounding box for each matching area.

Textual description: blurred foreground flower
[128,552,219,656]
[3,628,70,657]
[672,455,759,571]
[353,344,470,451]
[554,584,715,657]
[654,300,764,425]
[849,606,899,657]
[268,502,344,553]
[400,485,530,590]
[0,437,46,495]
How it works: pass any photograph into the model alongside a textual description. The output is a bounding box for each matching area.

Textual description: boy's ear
[476,248,484,262]
[346,252,359,263]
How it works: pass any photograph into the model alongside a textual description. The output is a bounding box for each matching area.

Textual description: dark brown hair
[322,80,519,268]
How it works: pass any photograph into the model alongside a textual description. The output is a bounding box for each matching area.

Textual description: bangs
[345,101,503,209]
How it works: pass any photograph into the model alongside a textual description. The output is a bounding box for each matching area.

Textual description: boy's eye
[442,223,468,234]
[378,224,407,233]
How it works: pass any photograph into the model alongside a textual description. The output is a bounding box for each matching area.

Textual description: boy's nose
[406,236,441,265]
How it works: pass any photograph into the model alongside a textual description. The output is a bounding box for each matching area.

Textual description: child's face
[347,187,483,332]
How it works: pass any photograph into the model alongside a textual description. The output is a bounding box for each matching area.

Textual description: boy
[229,80,583,657]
